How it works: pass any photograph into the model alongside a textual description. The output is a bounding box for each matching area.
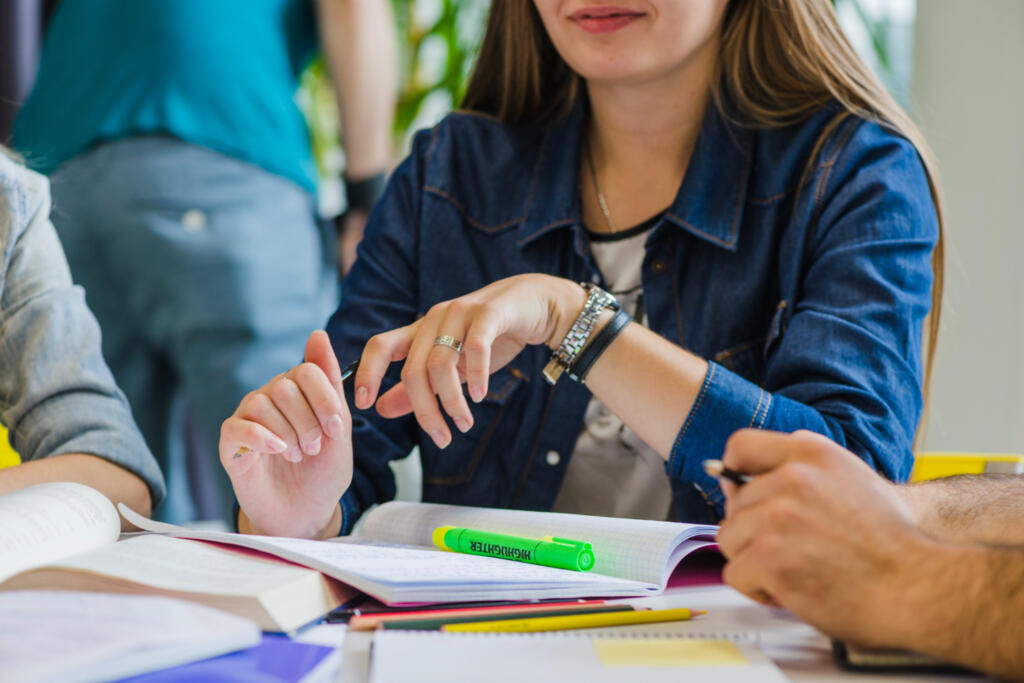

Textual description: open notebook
[122,501,719,604]
[0,482,355,632]
[369,631,786,683]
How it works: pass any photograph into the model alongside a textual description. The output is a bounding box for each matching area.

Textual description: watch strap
[344,172,388,212]
[568,307,632,383]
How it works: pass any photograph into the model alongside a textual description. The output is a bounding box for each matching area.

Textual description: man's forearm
[316,0,397,178]
[899,541,1024,680]
[0,454,152,530]
[901,474,1024,545]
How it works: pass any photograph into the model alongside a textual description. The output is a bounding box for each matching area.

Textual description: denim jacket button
[545,450,561,466]
[651,259,666,274]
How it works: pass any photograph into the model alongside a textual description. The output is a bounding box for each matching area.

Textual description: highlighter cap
[536,537,595,572]
[432,526,457,551]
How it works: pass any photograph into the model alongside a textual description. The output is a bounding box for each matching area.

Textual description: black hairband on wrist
[568,307,632,383]
[344,172,388,213]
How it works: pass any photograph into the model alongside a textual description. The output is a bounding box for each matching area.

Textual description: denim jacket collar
[518,99,754,252]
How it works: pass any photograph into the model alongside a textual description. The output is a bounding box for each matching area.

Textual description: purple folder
[119,635,334,683]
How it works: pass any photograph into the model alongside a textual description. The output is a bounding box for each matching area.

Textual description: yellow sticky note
[593,638,749,668]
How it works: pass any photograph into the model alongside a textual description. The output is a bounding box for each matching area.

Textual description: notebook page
[360,502,718,586]
[119,505,657,603]
[45,534,324,596]
[370,631,786,683]
[0,590,259,683]
[0,482,119,582]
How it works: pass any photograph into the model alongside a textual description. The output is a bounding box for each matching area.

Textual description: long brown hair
[463,0,944,439]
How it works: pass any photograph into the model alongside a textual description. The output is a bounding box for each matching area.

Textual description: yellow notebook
[911,452,1024,482]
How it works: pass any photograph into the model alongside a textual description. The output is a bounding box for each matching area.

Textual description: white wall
[914,1,1024,452]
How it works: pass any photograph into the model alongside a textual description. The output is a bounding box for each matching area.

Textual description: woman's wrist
[238,502,342,539]
[314,503,344,539]
[544,278,618,352]
[545,278,589,351]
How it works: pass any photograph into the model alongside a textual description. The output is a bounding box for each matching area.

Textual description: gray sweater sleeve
[0,156,165,505]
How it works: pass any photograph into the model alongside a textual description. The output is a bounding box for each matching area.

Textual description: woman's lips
[569,6,645,34]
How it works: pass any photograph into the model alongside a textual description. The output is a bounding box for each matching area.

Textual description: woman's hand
[220,330,353,539]
[353,274,586,448]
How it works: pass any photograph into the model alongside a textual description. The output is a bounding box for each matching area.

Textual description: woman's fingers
[268,376,329,457]
[354,324,417,410]
[399,306,453,448]
[304,331,344,391]
[287,362,347,442]
[220,417,288,472]
[354,276,557,446]
[462,302,501,403]
[373,383,414,417]
[223,340,348,468]
[426,301,474,433]
[233,391,303,462]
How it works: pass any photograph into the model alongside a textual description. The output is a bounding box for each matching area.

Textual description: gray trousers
[50,136,339,522]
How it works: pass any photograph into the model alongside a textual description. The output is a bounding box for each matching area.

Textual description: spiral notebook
[368,631,786,683]
[121,501,719,604]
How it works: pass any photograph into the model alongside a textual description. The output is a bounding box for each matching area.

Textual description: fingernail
[429,430,449,449]
[304,436,322,456]
[356,386,369,408]
[454,416,472,433]
[469,385,484,403]
[267,437,288,453]
[285,447,303,463]
[325,414,344,438]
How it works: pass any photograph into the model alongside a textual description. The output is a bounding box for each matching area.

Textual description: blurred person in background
[14,0,397,522]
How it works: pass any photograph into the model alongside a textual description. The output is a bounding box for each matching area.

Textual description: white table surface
[296,584,991,683]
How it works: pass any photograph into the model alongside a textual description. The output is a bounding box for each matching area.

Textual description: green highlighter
[432,526,595,572]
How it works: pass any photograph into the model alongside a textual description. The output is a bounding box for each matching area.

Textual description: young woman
[221,0,943,540]
[0,147,164,525]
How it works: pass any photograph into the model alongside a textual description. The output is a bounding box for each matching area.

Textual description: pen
[702,459,752,486]
[433,526,595,572]
[327,597,586,624]
[233,359,360,459]
[443,607,705,633]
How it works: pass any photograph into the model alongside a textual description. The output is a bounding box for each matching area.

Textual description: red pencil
[348,599,612,631]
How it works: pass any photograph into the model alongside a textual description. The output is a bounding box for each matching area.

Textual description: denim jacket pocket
[712,300,789,383]
[712,336,768,384]
[420,365,526,486]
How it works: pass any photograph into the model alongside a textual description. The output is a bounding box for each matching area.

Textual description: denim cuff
[667,362,773,512]
[339,489,361,536]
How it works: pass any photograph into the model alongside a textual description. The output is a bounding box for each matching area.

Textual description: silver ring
[433,335,463,353]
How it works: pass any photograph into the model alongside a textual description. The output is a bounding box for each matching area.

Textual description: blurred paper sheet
[0,590,260,683]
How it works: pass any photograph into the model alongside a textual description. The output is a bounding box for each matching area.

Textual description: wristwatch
[543,283,620,385]
[344,172,388,213]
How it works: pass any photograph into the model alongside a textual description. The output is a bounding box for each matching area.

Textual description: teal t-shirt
[14,0,319,192]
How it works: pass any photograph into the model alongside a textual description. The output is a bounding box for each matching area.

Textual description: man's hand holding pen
[713,429,934,650]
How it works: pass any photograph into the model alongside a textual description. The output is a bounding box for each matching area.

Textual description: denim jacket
[328,101,937,529]
[0,153,166,504]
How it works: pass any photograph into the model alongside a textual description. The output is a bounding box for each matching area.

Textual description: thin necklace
[585,138,617,233]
